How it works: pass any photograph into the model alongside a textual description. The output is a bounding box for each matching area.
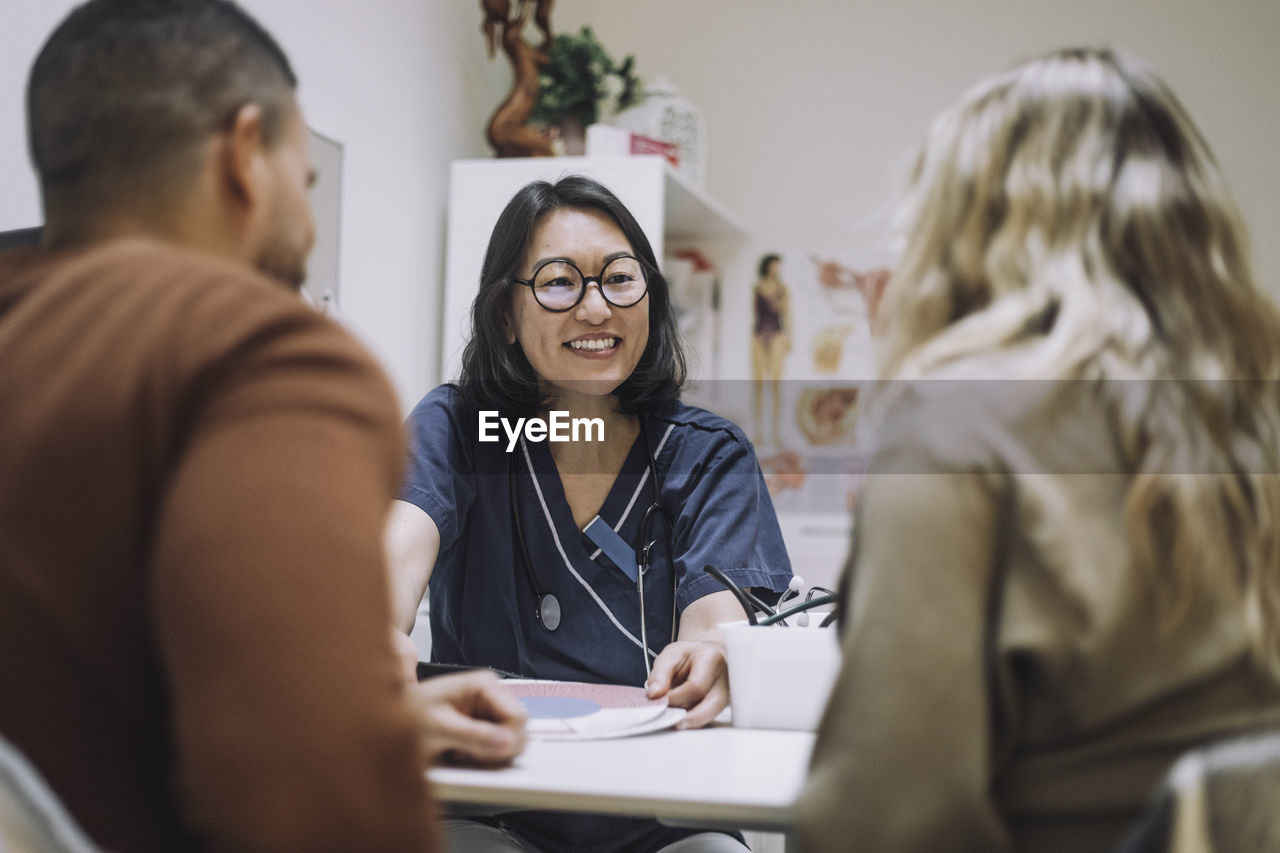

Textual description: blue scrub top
[400,384,793,688]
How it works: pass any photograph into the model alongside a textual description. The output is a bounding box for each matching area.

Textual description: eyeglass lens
[531,256,647,310]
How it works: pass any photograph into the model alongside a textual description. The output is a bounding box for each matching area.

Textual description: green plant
[530,26,643,127]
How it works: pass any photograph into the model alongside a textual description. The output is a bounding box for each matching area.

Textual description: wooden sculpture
[482,0,557,157]
[481,0,553,56]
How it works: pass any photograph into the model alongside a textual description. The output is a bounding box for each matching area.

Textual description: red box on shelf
[586,124,680,167]
[628,134,680,167]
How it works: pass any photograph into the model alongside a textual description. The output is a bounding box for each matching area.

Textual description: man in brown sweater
[0,1,523,850]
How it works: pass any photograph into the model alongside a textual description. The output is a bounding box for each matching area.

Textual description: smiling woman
[384,175,793,853]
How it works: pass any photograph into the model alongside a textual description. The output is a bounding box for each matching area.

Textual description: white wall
[0,4,62,233]
[574,0,1280,294]
[0,0,509,411]
[6,2,1276,400]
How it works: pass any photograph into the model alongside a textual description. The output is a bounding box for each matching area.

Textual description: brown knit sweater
[0,239,439,851]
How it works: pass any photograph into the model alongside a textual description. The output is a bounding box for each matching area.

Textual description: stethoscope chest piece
[510,418,672,659]
[538,592,562,632]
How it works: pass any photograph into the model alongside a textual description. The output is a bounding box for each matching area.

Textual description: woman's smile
[565,333,622,357]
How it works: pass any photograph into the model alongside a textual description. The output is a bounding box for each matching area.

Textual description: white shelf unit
[440,155,748,383]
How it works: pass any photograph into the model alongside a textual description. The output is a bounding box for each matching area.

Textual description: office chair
[1111,730,1280,853]
[0,733,99,853]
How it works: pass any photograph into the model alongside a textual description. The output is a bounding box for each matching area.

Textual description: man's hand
[410,670,528,766]
[644,638,729,729]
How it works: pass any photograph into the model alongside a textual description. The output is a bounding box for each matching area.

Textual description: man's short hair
[28,0,297,214]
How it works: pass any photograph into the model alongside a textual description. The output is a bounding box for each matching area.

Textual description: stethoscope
[509,415,675,676]
[703,566,839,627]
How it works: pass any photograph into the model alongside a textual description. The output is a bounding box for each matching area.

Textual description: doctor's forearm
[384,500,441,631]
[676,590,747,643]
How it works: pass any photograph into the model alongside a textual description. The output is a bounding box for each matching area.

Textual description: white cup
[721,619,841,731]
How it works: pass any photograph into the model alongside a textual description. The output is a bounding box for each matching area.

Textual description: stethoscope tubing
[756,593,839,626]
[703,568,841,629]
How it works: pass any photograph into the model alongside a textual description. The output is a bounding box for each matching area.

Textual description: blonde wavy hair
[874,47,1280,674]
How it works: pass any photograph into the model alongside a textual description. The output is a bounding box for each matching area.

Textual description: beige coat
[796,380,1280,852]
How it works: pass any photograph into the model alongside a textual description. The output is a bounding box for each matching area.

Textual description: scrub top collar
[513,421,676,662]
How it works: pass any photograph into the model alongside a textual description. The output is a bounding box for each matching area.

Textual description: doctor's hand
[409,671,528,767]
[645,639,730,730]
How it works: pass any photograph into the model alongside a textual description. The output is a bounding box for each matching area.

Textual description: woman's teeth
[569,338,618,351]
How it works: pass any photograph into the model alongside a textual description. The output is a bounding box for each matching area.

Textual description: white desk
[429,726,815,832]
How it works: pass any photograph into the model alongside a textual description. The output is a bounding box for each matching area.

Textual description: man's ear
[218,103,268,208]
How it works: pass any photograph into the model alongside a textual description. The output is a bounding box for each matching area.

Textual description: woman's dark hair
[758,253,781,278]
[458,175,686,418]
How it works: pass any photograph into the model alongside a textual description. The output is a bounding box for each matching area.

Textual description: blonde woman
[797,48,1280,852]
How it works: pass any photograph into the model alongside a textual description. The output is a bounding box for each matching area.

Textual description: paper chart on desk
[506,680,687,740]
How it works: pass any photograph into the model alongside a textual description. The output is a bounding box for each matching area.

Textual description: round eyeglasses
[512,255,649,312]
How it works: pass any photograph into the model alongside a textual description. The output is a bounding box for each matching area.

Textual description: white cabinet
[440,155,748,383]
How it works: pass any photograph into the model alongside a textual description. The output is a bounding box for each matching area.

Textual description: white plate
[532,706,687,741]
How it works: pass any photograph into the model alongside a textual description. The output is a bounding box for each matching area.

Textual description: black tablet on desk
[416,661,524,681]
